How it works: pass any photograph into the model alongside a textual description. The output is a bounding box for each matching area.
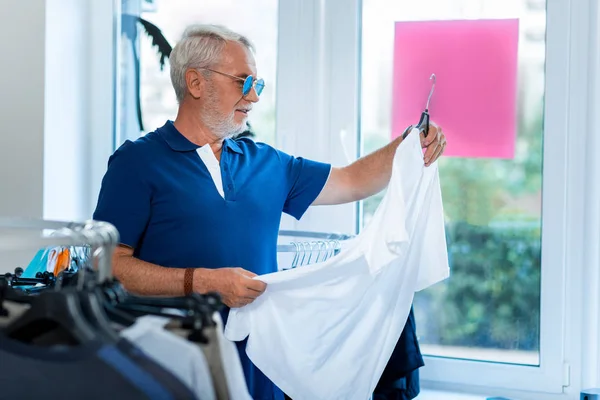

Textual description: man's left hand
[421,123,446,167]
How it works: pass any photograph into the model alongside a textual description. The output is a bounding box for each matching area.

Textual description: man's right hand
[205,267,267,308]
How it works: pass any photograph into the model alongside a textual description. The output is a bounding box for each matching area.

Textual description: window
[115,0,278,148]
[360,0,545,366]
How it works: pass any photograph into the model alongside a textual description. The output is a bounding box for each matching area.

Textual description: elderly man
[93,24,446,400]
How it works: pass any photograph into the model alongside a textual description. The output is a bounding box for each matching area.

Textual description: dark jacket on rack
[373,307,424,400]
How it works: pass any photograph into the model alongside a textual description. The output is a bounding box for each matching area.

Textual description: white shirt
[121,314,253,400]
[197,145,224,198]
[212,312,253,400]
[224,128,450,400]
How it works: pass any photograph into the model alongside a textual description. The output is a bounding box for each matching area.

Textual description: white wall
[0,0,116,272]
[0,0,115,222]
[0,0,47,273]
[0,0,46,219]
[43,0,89,221]
[44,0,116,221]
[581,0,600,389]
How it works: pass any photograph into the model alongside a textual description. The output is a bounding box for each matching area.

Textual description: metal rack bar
[277,230,353,253]
[277,230,354,268]
[0,218,119,283]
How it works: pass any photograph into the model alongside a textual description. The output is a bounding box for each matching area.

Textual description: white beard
[201,86,247,138]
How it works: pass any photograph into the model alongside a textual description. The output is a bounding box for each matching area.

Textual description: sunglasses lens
[255,79,265,96]
[243,76,253,96]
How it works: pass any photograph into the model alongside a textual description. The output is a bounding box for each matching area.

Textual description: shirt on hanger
[163,312,253,400]
[224,128,450,400]
[165,320,230,400]
[0,333,195,400]
[110,339,198,400]
[121,315,217,400]
[22,248,50,278]
[213,312,253,400]
[51,247,71,275]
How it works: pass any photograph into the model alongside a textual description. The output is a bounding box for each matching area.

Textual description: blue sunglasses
[201,68,265,97]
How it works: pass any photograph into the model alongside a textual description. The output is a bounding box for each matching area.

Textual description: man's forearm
[112,253,214,296]
[343,136,402,201]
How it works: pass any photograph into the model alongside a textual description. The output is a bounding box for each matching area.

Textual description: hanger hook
[291,241,300,268]
[425,73,436,110]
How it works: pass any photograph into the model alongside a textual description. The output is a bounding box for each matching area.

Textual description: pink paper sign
[392,19,519,159]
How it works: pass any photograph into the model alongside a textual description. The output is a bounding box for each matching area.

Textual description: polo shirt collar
[223,138,243,154]
[160,120,244,154]
[161,121,199,152]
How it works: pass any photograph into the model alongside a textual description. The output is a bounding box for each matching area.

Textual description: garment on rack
[1,220,220,400]
[22,248,50,278]
[0,330,196,400]
[113,339,199,400]
[0,301,29,327]
[164,313,253,400]
[121,315,216,400]
[225,128,450,400]
[0,283,204,400]
[49,247,71,275]
[166,321,229,399]
[373,369,420,400]
[373,307,423,400]
[213,312,253,400]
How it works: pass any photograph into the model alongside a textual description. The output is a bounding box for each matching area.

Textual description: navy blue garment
[0,333,195,400]
[373,307,424,400]
[93,121,332,400]
[115,339,197,400]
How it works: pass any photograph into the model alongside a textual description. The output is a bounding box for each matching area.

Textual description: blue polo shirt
[93,121,331,400]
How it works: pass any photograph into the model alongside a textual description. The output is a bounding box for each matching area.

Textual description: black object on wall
[121,14,172,132]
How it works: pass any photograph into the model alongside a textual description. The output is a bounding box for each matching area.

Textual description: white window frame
[87,0,120,217]
[582,0,600,390]
[418,0,570,393]
[277,0,600,397]
[276,0,361,234]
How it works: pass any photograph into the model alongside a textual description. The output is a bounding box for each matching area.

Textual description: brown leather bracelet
[184,268,195,296]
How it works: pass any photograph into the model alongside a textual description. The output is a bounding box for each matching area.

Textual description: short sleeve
[92,141,152,249]
[280,151,331,220]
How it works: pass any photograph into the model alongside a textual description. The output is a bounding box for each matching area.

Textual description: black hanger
[415,109,430,138]
[1,256,224,346]
[100,281,137,327]
[60,270,136,329]
[76,271,122,343]
[77,289,121,342]
[108,286,223,343]
[113,292,219,320]
[1,257,117,346]
[1,283,100,345]
[96,278,205,329]
[405,73,436,140]
[2,269,56,288]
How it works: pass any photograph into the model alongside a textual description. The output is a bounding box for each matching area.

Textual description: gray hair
[169,24,255,103]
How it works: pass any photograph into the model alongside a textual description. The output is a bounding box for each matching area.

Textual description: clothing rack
[0,217,223,319]
[277,230,354,269]
[0,217,118,285]
[0,217,233,399]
